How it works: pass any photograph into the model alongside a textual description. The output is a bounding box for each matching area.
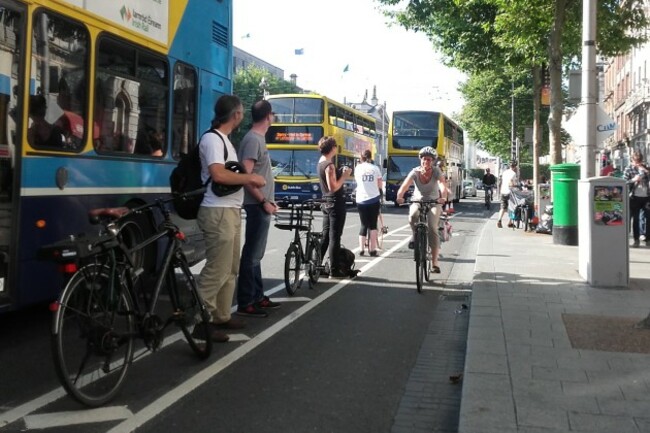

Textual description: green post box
[550,163,580,245]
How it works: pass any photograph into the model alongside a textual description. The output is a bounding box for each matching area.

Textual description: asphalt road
[0,195,492,433]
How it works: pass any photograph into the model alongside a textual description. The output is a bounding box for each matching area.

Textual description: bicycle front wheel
[414,225,428,293]
[284,242,302,295]
[306,238,322,284]
[167,255,212,359]
[522,207,529,232]
[51,263,135,407]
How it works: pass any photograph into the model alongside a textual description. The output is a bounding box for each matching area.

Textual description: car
[462,179,478,198]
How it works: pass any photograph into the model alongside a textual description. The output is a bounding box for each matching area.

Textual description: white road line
[3,224,414,431]
[106,226,413,433]
[24,407,132,429]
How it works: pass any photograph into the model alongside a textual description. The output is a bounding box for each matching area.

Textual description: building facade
[347,86,389,166]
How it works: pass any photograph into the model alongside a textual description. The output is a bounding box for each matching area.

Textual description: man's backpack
[169,130,224,220]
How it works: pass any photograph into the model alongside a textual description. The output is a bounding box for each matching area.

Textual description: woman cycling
[395,146,448,273]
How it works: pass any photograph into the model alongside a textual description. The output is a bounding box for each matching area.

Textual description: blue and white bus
[0,0,232,312]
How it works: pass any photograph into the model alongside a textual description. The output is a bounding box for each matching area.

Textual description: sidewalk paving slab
[459,217,650,433]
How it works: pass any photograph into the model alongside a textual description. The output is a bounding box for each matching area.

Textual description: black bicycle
[39,193,212,407]
[484,185,494,209]
[275,200,324,295]
[411,199,439,293]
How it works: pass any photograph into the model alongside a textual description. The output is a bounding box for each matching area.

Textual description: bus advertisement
[0,0,233,312]
[385,111,464,205]
[265,94,376,203]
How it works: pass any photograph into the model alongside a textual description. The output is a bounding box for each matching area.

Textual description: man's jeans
[237,203,272,308]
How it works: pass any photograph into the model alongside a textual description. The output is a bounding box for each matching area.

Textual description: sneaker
[641,235,646,241]
[359,250,365,256]
[632,239,640,248]
[369,251,377,257]
[497,220,502,228]
[236,304,268,318]
[408,241,414,249]
[507,222,514,228]
[256,296,281,309]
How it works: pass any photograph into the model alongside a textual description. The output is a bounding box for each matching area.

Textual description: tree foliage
[376,0,648,163]
[232,66,300,143]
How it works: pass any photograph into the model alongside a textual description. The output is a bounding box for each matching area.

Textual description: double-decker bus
[384,110,464,204]
[265,94,377,203]
[0,0,233,312]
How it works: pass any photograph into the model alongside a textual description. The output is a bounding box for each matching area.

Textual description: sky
[233,0,466,118]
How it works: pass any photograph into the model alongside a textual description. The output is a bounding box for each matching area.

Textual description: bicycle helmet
[210,161,246,197]
[418,146,437,159]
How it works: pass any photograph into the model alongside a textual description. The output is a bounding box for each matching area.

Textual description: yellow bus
[0,0,233,311]
[385,110,464,204]
[265,94,377,203]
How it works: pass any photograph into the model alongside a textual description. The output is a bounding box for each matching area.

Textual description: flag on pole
[343,64,350,73]
[241,33,251,39]
[294,48,304,55]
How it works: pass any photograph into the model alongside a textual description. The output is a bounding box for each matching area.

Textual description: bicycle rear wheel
[415,225,427,293]
[284,242,302,295]
[51,263,135,407]
[306,238,322,284]
[167,255,212,359]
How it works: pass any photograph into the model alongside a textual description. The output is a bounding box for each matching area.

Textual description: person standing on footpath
[354,149,382,256]
[197,95,266,343]
[318,136,352,278]
[236,100,281,317]
[496,160,519,228]
[624,150,650,248]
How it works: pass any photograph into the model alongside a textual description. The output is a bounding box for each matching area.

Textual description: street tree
[376,0,648,164]
[232,65,299,143]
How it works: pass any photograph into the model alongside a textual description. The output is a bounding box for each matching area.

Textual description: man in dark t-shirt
[482,168,497,201]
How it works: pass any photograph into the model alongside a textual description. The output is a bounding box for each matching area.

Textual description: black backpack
[169,130,226,220]
[337,247,360,278]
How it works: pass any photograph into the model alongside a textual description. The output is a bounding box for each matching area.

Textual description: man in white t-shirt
[497,160,519,228]
[196,95,265,343]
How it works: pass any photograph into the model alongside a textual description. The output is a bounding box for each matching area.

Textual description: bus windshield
[386,156,420,181]
[270,150,319,178]
[392,112,439,150]
[271,97,324,124]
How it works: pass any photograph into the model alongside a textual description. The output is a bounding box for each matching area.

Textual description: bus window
[171,63,197,159]
[294,98,322,124]
[94,37,168,156]
[29,11,88,151]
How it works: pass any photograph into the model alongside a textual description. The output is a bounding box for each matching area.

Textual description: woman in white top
[395,146,448,273]
[354,149,383,256]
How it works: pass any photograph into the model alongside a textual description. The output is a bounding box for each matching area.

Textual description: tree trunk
[547,0,568,165]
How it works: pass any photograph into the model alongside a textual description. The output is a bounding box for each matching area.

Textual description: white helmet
[418,146,437,159]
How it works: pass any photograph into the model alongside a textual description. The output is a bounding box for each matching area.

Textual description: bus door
[0,2,25,307]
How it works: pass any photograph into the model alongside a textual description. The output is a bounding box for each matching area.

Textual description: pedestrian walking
[624,150,650,247]
[354,149,382,256]
[496,160,519,228]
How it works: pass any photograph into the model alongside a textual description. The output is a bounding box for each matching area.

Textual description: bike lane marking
[24,407,133,429]
[1,225,413,431]
[106,224,413,433]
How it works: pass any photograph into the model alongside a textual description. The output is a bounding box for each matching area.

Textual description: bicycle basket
[274,203,314,231]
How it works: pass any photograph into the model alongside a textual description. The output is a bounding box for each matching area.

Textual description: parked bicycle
[508,188,535,232]
[275,200,324,295]
[410,199,439,293]
[39,192,213,407]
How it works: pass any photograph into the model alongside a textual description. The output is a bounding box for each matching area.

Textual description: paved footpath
[460,216,650,433]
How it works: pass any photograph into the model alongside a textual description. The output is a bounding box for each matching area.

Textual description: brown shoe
[213,317,246,330]
[497,220,502,228]
[192,324,230,342]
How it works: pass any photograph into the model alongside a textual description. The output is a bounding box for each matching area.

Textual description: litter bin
[550,163,580,245]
